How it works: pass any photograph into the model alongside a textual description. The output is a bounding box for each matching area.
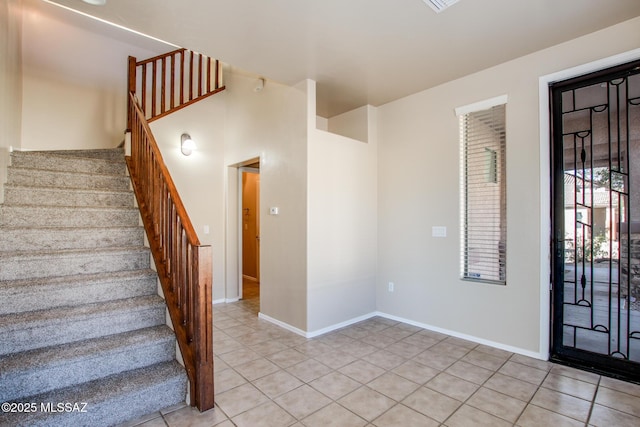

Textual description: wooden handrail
[127,49,225,130]
[125,48,226,411]
[126,92,214,411]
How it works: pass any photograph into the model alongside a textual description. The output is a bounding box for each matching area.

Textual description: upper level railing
[125,48,224,412]
[127,48,225,129]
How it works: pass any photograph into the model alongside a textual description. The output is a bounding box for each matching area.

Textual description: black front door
[551,60,640,380]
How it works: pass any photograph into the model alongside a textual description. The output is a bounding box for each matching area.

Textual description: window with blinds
[459,101,506,285]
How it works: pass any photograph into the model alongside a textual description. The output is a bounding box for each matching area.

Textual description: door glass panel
[553,62,640,376]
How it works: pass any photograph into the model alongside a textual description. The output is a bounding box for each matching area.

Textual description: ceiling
[43,0,640,117]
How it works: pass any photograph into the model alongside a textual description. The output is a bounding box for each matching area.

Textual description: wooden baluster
[215,59,219,90]
[161,56,166,114]
[151,60,157,118]
[181,229,188,326]
[127,56,136,131]
[198,53,203,97]
[163,191,169,266]
[206,57,211,93]
[141,64,147,117]
[180,50,185,105]
[170,53,176,110]
[189,51,194,101]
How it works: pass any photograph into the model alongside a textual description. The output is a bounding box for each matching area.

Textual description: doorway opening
[240,164,260,308]
[550,59,640,380]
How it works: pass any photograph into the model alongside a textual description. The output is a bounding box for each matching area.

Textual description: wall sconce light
[181,133,196,156]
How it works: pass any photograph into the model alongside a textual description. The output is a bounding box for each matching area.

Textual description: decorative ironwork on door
[551,60,640,380]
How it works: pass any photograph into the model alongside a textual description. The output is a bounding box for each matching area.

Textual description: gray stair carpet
[0,148,187,427]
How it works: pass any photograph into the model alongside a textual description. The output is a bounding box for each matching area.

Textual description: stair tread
[31,147,124,157]
[4,182,133,195]
[1,203,137,210]
[0,325,173,374]
[8,165,129,179]
[0,245,149,259]
[0,361,186,427]
[0,269,157,290]
[12,150,125,163]
[0,226,145,253]
[0,295,164,331]
[0,225,141,231]
[9,152,127,178]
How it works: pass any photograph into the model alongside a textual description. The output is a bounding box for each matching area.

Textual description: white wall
[148,94,226,302]
[307,97,378,333]
[327,105,370,143]
[0,0,22,201]
[377,16,640,356]
[149,74,311,334]
[137,75,377,336]
[20,0,172,151]
[224,74,309,332]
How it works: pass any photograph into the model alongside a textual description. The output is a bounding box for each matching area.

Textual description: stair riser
[0,338,174,402]
[4,186,133,208]
[0,251,150,281]
[10,153,126,175]
[0,228,144,252]
[0,206,139,227]
[0,305,166,356]
[7,168,131,191]
[0,275,157,315]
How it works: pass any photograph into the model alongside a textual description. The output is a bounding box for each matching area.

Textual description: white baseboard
[212,297,240,305]
[375,311,546,360]
[258,311,379,339]
[305,312,378,338]
[256,309,545,360]
[258,312,308,337]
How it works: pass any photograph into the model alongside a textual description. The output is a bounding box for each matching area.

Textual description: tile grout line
[439,347,524,426]
[517,365,554,427]
[584,375,602,427]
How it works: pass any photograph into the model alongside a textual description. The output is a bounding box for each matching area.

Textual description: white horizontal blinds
[460,103,506,284]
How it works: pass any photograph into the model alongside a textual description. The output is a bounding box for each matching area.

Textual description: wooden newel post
[193,246,214,411]
[127,56,137,132]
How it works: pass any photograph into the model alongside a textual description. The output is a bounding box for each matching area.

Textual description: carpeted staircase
[0,149,187,427]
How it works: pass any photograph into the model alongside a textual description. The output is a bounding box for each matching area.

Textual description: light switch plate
[432,226,447,237]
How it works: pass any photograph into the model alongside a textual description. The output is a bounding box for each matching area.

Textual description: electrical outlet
[388,282,394,292]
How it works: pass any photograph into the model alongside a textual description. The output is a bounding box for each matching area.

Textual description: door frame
[239,166,260,299]
[538,48,640,361]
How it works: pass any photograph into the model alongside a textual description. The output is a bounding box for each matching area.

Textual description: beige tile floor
[123,290,640,427]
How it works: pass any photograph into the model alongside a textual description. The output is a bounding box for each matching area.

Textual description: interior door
[255,174,260,282]
[550,60,640,380]
[242,170,259,281]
